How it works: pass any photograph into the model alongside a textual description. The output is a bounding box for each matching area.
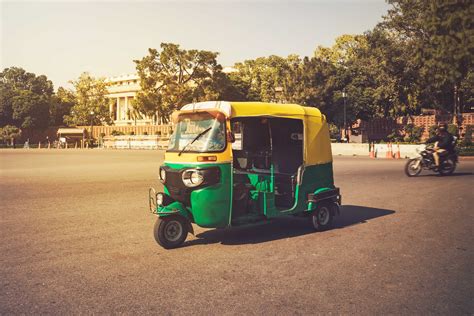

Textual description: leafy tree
[315,34,367,67]
[134,43,224,123]
[64,73,112,126]
[383,0,474,116]
[0,67,54,129]
[50,87,75,126]
[0,125,21,145]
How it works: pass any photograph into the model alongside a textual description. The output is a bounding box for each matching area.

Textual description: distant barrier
[102,135,169,150]
[331,143,424,158]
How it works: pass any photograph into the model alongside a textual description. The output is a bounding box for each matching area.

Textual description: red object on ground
[369,143,375,159]
[395,143,401,159]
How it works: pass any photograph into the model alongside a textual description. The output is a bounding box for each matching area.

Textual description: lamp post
[342,90,347,142]
[90,110,94,146]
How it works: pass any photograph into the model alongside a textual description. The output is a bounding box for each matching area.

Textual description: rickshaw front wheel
[154,215,188,249]
[311,202,335,231]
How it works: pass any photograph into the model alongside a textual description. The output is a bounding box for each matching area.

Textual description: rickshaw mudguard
[156,201,189,217]
[156,201,195,235]
[307,187,341,212]
[164,162,232,229]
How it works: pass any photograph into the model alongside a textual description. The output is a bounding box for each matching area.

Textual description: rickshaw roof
[177,101,332,165]
[179,101,322,120]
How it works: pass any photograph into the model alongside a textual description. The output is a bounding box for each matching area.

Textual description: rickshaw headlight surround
[159,167,166,183]
[182,169,204,187]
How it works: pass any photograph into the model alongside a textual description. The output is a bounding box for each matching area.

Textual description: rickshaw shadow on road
[186,205,395,246]
[334,205,395,229]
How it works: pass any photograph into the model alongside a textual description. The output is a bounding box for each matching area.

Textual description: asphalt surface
[1,149,473,314]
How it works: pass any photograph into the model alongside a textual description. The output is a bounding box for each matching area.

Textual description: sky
[1,0,390,89]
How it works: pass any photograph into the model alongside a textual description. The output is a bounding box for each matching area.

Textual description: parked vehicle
[148,101,341,249]
[405,144,458,177]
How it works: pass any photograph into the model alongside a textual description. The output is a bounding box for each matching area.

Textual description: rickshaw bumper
[307,187,342,214]
[148,188,194,234]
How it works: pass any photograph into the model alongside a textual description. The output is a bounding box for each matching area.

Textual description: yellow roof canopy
[179,101,322,119]
[178,101,332,165]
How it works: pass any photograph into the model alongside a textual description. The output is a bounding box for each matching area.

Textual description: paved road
[1,149,473,314]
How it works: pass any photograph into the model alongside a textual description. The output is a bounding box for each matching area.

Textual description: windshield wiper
[178,127,212,156]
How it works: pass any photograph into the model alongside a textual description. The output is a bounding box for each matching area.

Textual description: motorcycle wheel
[438,158,456,176]
[405,158,422,177]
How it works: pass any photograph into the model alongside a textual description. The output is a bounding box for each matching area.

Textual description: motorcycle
[405,144,458,177]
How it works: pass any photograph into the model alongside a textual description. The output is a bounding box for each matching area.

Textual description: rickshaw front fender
[156,201,194,235]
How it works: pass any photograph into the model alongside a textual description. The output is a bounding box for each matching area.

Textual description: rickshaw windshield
[167,112,226,153]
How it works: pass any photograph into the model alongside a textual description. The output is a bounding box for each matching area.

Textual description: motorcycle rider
[425,123,454,169]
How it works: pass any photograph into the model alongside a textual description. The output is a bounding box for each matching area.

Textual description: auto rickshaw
[148,101,341,249]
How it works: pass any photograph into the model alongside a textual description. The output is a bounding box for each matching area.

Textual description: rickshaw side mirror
[227,131,236,143]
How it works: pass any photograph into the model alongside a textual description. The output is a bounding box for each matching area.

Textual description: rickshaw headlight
[156,193,164,206]
[182,169,204,187]
[159,167,166,183]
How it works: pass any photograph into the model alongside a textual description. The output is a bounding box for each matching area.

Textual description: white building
[105,74,154,126]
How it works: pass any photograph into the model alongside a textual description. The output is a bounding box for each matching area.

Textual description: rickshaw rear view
[149,101,341,249]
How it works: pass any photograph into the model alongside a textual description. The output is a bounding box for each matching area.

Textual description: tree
[64,73,112,126]
[315,34,367,67]
[0,125,21,145]
[50,87,75,126]
[134,43,224,123]
[383,0,474,116]
[0,67,54,130]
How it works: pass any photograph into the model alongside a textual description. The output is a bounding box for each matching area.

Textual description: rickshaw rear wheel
[154,215,188,249]
[311,202,335,231]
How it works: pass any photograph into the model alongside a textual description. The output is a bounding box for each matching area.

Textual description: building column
[125,96,129,121]
[109,100,113,119]
[116,97,120,121]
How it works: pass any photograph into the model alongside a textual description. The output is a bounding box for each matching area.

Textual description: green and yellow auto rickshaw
[148,101,341,249]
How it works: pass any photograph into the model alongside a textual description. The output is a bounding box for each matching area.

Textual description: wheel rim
[164,220,183,242]
[318,207,330,225]
[407,160,421,175]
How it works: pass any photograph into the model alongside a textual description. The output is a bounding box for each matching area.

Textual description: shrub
[461,125,473,147]
[447,124,458,136]
[403,124,424,143]
[129,131,135,136]
[111,130,125,136]
[388,127,403,142]
[428,125,438,139]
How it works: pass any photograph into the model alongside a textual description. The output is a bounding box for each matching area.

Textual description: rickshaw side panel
[299,162,335,208]
[301,163,335,193]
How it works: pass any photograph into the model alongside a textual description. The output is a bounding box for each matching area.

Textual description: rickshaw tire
[311,201,335,232]
[153,215,188,249]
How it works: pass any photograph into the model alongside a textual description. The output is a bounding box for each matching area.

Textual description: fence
[77,125,172,139]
